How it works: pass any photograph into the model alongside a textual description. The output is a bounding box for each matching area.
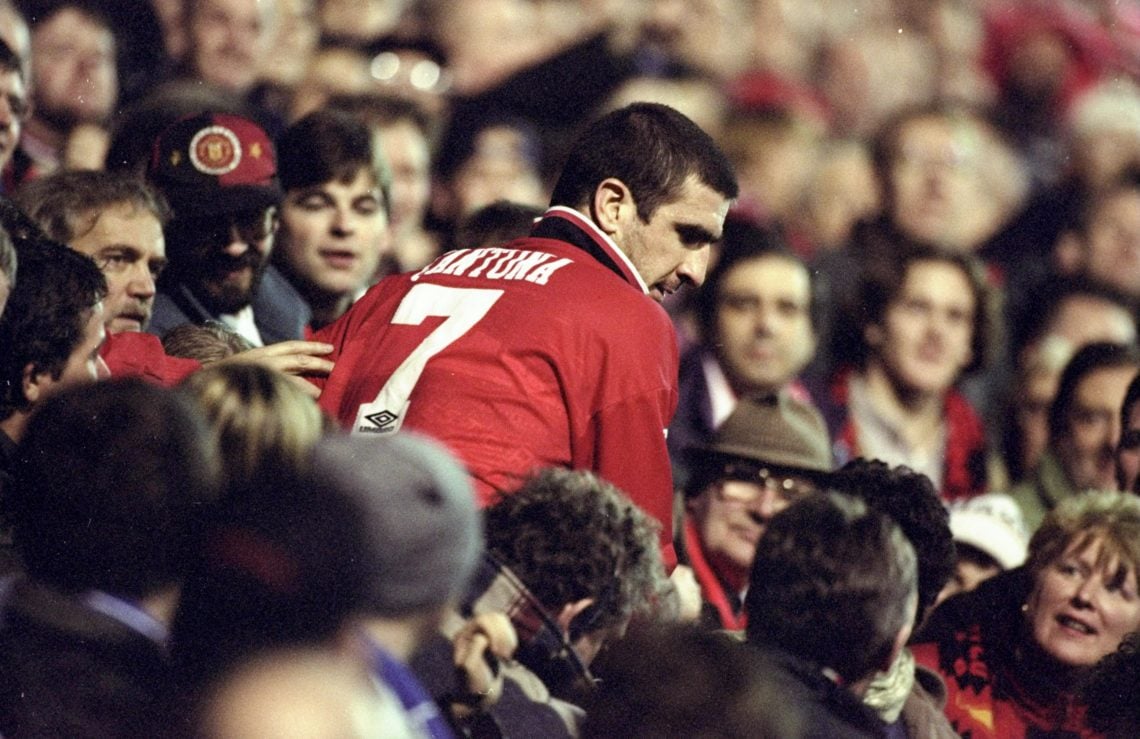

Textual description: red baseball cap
[148,112,282,218]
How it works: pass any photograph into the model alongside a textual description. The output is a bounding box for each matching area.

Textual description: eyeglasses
[716,464,819,504]
[180,207,278,246]
[370,52,452,96]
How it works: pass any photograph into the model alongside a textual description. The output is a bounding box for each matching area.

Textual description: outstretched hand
[223,341,335,398]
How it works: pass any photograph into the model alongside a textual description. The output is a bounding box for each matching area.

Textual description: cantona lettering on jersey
[411,247,572,285]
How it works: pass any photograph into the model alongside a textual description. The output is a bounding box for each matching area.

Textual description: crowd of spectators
[2,0,1140,736]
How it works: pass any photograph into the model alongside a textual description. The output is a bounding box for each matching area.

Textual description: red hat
[148,112,282,218]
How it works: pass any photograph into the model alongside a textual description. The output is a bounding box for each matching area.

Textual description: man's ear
[21,362,48,405]
[555,597,596,638]
[592,178,633,236]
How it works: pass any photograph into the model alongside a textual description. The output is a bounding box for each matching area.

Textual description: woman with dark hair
[814,240,996,502]
[912,491,1140,736]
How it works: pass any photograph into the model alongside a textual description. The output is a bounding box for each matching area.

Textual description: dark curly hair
[0,237,106,419]
[484,468,667,634]
[828,459,956,623]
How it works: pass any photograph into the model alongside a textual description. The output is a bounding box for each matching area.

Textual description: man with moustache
[145,112,310,346]
[19,168,332,387]
[18,171,170,336]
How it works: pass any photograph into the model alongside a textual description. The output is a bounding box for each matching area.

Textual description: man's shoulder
[149,288,199,339]
[0,581,170,730]
[253,265,311,343]
[746,645,887,738]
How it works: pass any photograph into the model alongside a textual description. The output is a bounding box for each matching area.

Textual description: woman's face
[1027,536,1140,668]
[866,260,976,397]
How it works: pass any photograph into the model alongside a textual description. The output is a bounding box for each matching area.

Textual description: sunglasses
[178,207,279,246]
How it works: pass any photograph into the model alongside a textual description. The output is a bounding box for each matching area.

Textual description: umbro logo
[358,410,398,434]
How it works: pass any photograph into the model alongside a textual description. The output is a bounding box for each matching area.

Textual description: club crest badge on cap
[149,112,282,217]
[189,125,242,176]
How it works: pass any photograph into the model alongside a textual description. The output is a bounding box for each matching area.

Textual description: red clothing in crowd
[312,208,680,557]
[817,368,990,502]
[100,331,200,387]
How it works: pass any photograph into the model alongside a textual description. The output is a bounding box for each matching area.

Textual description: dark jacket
[149,265,310,343]
[0,579,171,737]
[746,644,888,739]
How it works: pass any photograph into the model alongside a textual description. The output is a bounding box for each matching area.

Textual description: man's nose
[129,264,156,298]
[223,235,251,258]
[751,485,785,519]
[678,246,710,287]
[331,207,354,237]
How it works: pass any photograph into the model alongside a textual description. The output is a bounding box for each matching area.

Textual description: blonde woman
[180,362,329,493]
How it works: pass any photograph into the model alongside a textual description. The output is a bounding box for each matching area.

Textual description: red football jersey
[312,209,679,546]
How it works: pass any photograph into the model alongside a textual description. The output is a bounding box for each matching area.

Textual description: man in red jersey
[313,103,737,560]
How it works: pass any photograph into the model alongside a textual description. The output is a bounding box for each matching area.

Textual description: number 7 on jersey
[353,283,504,435]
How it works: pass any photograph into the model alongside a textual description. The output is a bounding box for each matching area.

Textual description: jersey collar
[533,206,649,294]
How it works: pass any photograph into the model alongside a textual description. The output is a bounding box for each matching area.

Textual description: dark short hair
[0,36,21,78]
[1049,341,1140,443]
[484,468,665,635]
[694,217,817,341]
[1082,631,1140,735]
[17,169,171,244]
[1012,277,1137,361]
[454,200,543,250]
[0,237,106,419]
[745,493,917,684]
[170,464,376,689]
[11,378,220,598]
[828,459,955,623]
[276,108,391,217]
[583,624,809,738]
[549,102,738,221]
[17,0,112,38]
[853,239,992,373]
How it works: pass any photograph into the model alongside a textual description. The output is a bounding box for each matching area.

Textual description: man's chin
[200,267,262,315]
[107,316,147,334]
